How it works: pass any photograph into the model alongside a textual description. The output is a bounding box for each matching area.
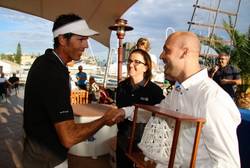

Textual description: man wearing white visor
[23,14,120,167]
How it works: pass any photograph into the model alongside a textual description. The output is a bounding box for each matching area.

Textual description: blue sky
[0,0,249,62]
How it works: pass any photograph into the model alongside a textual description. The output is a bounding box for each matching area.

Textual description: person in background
[107,49,165,168]
[88,76,100,103]
[76,65,87,90]
[136,38,157,69]
[99,86,114,104]
[22,14,119,168]
[0,72,12,98]
[8,73,20,95]
[210,52,241,99]
[68,71,78,90]
[136,37,158,81]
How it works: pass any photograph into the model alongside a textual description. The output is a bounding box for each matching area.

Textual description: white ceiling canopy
[0,0,137,47]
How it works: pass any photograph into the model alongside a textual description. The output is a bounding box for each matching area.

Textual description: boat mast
[103,48,115,88]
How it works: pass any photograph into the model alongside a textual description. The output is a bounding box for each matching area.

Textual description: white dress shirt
[158,69,241,168]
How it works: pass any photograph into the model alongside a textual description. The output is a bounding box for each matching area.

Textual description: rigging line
[205,0,222,60]
[202,0,213,66]
[233,0,242,32]
[188,0,199,31]
[207,0,214,38]
[87,40,97,64]
[207,0,216,66]
[229,0,242,56]
[103,48,114,88]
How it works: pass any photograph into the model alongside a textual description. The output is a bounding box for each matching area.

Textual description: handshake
[103,108,126,126]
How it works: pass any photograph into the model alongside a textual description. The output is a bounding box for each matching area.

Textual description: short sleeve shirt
[213,65,240,98]
[76,72,87,86]
[116,78,165,108]
[23,49,74,159]
[8,76,19,84]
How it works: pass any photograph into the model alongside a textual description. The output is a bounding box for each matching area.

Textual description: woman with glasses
[115,49,165,168]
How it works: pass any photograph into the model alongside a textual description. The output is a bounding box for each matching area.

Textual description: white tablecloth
[68,104,117,158]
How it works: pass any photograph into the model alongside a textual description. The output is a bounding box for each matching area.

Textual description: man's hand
[220,79,231,85]
[112,109,125,123]
[214,65,219,72]
[210,65,219,78]
[103,108,125,126]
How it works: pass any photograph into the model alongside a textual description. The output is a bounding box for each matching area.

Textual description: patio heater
[109,19,133,83]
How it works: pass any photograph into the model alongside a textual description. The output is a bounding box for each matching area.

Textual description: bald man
[157,32,241,167]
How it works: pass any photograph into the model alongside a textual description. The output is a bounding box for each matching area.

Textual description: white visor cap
[53,19,99,38]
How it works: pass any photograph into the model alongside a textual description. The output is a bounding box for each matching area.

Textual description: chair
[71,90,88,104]
[126,104,206,168]
[12,82,19,95]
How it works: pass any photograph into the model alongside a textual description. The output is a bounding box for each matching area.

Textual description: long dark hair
[129,49,152,81]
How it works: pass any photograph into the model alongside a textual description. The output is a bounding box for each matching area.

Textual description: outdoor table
[68,104,117,158]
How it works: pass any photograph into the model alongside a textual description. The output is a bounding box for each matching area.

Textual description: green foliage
[201,16,250,78]
[222,20,250,77]
[0,42,23,64]
[15,42,22,64]
[0,53,15,62]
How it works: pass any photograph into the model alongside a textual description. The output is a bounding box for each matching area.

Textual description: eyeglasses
[127,59,146,66]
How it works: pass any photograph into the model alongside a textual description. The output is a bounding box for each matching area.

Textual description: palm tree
[223,19,250,91]
[223,19,250,69]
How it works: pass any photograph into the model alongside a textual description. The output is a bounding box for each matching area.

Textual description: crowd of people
[8,12,242,168]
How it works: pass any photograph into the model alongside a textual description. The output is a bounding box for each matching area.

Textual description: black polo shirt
[23,49,74,160]
[213,64,241,98]
[116,78,165,108]
[116,78,165,132]
[8,76,19,85]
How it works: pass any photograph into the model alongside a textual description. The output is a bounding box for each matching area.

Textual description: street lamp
[109,18,133,83]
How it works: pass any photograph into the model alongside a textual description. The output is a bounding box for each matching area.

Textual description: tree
[0,53,14,62]
[15,42,22,64]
